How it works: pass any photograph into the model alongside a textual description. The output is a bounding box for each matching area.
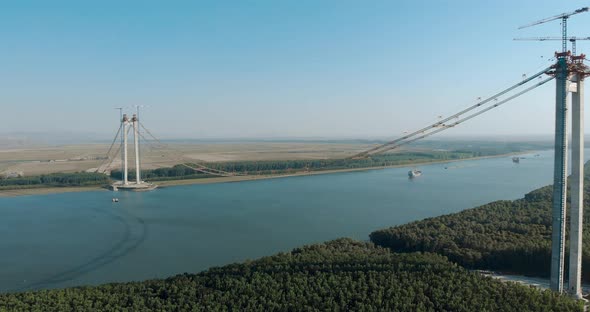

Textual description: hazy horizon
[0,130,564,147]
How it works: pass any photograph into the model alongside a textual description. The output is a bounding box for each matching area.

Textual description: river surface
[0,149,585,292]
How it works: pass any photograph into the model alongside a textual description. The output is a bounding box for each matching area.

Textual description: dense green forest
[370,165,590,281]
[111,150,501,180]
[0,239,581,311]
[0,172,110,190]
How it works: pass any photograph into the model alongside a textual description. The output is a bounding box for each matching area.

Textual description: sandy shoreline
[0,151,529,198]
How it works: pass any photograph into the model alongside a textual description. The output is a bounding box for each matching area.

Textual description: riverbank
[0,151,530,198]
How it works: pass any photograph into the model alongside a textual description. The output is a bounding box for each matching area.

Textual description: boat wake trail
[11,207,148,292]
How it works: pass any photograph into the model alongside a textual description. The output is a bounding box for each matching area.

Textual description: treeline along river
[0,149,586,292]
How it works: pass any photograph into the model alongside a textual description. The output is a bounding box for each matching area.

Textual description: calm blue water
[0,150,583,292]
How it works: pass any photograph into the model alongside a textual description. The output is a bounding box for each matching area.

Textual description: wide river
[0,149,584,292]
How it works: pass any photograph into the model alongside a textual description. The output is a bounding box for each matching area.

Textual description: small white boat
[112,198,119,203]
[408,169,422,178]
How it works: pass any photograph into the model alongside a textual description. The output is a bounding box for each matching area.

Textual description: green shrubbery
[0,239,581,311]
[0,172,109,189]
[370,165,590,281]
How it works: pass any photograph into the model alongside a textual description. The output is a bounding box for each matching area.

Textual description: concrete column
[123,114,129,185]
[568,74,584,299]
[550,57,569,293]
[119,110,124,184]
[133,114,141,184]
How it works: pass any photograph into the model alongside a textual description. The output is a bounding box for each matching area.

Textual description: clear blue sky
[1,0,589,139]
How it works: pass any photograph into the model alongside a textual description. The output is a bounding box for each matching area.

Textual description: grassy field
[0,138,553,178]
[0,142,382,177]
[0,139,551,198]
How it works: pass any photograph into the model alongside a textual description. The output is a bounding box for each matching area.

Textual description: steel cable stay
[364,76,555,156]
[139,122,164,146]
[367,76,555,155]
[96,124,130,173]
[137,122,246,177]
[181,66,542,175]
[95,123,123,173]
[104,123,123,157]
[136,131,168,152]
[126,131,237,176]
[137,131,164,150]
[98,122,239,177]
[99,66,553,174]
[179,163,243,177]
[352,65,553,158]
[430,59,554,125]
[99,145,122,173]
